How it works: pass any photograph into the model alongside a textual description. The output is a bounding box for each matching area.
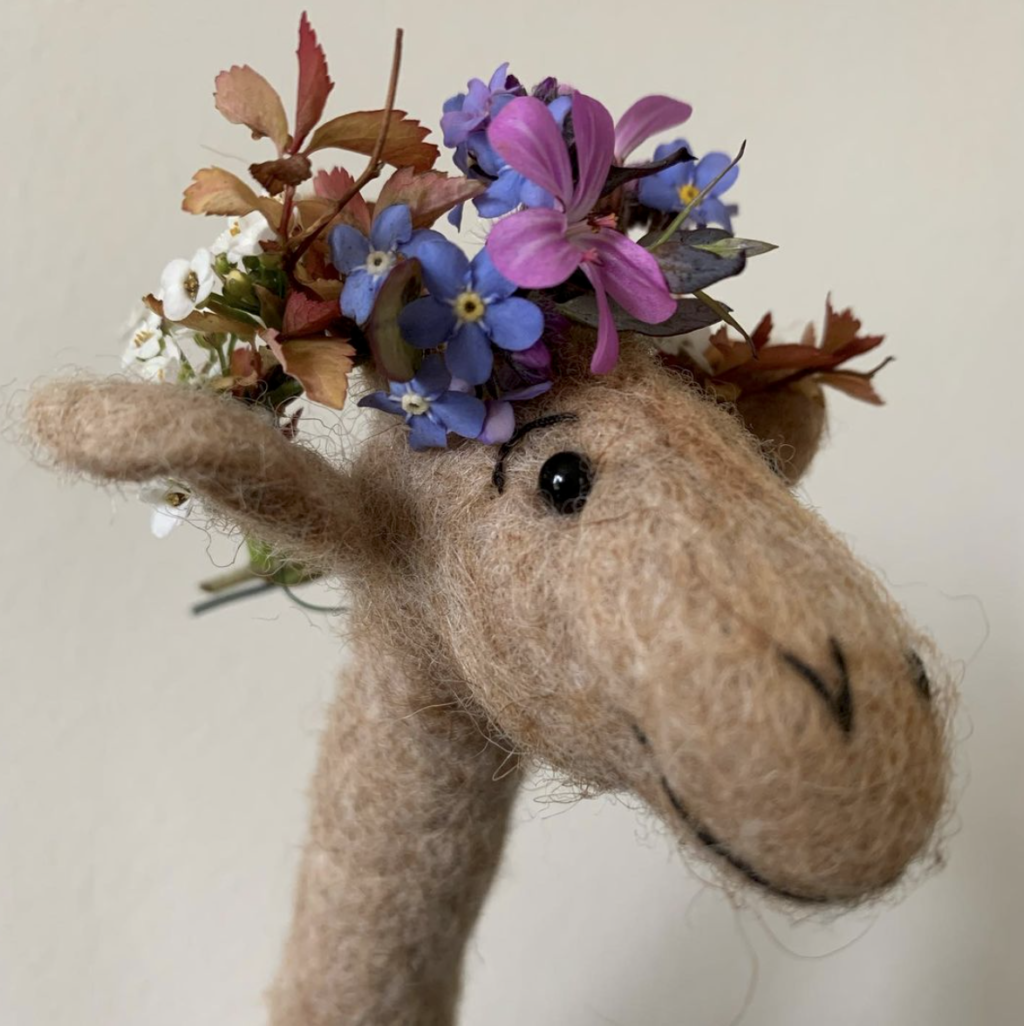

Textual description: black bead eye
[538,451,594,515]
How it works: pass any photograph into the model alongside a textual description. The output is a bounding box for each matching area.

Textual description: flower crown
[120,13,888,600]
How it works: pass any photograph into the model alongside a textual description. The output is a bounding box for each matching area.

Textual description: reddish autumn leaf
[292,12,334,152]
[312,167,371,232]
[249,154,313,194]
[182,167,281,225]
[817,366,891,405]
[282,291,341,338]
[750,312,773,352]
[305,109,439,171]
[214,65,290,154]
[376,167,486,228]
[266,330,356,409]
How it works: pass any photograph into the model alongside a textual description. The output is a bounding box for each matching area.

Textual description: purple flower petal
[446,323,493,385]
[441,109,483,147]
[485,296,544,352]
[409,414,449,450]
[487,62,511,92]
[357,391,402,415]
[590,229,676,323]
[582,265,620,374]
[567,92,616,219]
[412,237,470,299]
[486,207,579,289]
[653,138,690,163]
[478,399,516,445]
[471,248,517,301]
[503,380,552,401]
[548,95,573,126]
[511,339,553,381]
[488,96,574,205]
[637,170,686,212]
[519,179,556,209]
[340,270,378,325]
[413,354,452,398]
[370,204,413,252]
[401,228,447,263]
[475,168,526,219]
[614,96,693,161]
[399,296,457,349]
[694,152,739,195]
[328,225,370,274]
[432,390,487,439]
[696,195,734,231]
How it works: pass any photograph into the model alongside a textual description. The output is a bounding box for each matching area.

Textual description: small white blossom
[210,212,274,266]
[121,311,182,383]
[160,249,217,321]
[140,481,194,539]
[121,310,163,363]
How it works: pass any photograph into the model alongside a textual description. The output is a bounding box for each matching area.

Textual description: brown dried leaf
[293,265,343,300]
[214,65,290,154]
[267,331,356,409]
[182,167,260,216]
[817,370,886,405]
[376,167,486,228]
[305,109,439,171]
[249,154,313,194]
[182,167,282,226]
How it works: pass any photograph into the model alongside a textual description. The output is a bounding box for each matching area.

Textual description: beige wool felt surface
[2,1,1023,1025]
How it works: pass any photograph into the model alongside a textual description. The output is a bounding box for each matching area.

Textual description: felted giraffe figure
[26,324,951,1025]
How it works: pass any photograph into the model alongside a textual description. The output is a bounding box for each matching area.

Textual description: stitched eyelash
[492,413,578,493]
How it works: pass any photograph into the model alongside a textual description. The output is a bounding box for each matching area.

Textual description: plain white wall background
[2,0,1022,1023]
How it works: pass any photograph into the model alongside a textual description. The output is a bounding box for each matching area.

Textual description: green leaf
[693,290,753,348]
[691,237,778,259]
[365,259,423,381]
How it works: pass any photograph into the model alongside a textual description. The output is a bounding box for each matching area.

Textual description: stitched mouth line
[631,723,829,905]
[656,775,829,905]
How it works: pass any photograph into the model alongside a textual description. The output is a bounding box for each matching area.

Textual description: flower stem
[646,140,747,250]
[286,28,404,273]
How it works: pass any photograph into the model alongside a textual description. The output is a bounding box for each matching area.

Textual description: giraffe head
[26,326,952,905]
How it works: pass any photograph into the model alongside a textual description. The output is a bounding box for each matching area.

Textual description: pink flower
[485,92,676,373]
[613,95,693,163]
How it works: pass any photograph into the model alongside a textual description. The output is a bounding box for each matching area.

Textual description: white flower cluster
[124,212,273,536]
[122,212,274,382]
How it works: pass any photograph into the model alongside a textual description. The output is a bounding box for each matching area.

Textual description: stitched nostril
[779,636,854,734]
[907,650,932,700]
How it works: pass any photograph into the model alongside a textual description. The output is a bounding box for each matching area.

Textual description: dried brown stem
[286,28,404,272]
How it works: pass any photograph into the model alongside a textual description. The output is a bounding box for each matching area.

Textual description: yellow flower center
[678,183,701,206]
[164,490,190,508]
[366,250,395,277]
[401,393,430,416]
[453,290,486,324]
[133,328,156,348]
[229,220,242,237]
[183,270,200,301]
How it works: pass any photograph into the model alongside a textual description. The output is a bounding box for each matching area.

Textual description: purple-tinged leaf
[365,258,422,381]
[558,294,724,337]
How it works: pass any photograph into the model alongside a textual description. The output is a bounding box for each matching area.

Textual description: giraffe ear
[733,380,827,485]
[25,377,365,574]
